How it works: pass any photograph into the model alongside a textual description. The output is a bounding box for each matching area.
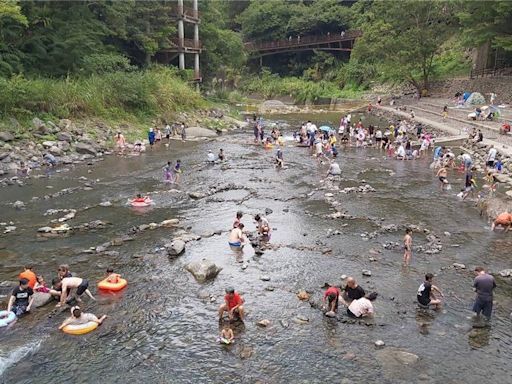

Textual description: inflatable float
[62,321,98,335]
[98,278,127,292]
[0,310,16,327]
[217,337,233,345]
[130,197,153,207]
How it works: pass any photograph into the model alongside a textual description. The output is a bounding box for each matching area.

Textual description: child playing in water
[105,268,121,283]
[403,229,413,266]
[163,161,172,182]
[173,160,182,183]
[436,166,449,191]
[219,325,234,344]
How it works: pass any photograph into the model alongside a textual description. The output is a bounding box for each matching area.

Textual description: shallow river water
[0,113,511,384]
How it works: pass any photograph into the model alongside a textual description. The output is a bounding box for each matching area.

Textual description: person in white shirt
[347,292,377,318]
[327,160,341,176]
[207,150,215,163]
[396,143,406,160]
[486,145,497,168]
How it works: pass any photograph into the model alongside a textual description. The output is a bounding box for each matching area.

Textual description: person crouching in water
[59,306,106,330]
[254,214,271,240]
[218,287,245,322]
[323,284,341,317]
[417,273,444,309]
[347,292,378,318]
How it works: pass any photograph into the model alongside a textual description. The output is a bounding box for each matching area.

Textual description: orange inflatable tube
[98,278,127,291]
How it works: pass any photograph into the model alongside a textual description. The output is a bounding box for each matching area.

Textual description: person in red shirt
[323,285,341,314]
[19,265,37,289]
[218,287,245,321]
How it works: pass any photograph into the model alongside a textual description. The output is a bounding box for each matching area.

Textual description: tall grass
[239,71,363,103]
[0,67,206,124]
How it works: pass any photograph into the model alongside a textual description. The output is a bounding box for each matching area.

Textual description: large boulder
[165,239,186,257]
[75,142,97,156]
[185,259,222,282]
[0,132,14,142]
[32,117,48,134]
[49,146,62,156]
[32,292,53,308]
[186,127,218,138]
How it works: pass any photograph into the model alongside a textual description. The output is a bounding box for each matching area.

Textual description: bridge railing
[170,38,202,50]
[245,30,362,52]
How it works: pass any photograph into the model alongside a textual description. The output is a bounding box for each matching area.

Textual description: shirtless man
[228,223,247,251]
[491,212,512,232]
[403,229,413,266]
[56,277,95,307]
[436,166,449,191]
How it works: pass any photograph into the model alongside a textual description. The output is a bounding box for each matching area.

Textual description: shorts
[439,176,447,183]
[12,303,28,316]
[473,297,493,319]
[165,134,170,139]
[464,160,472,169]
[76,279,89,296]
[417,296,431,306]
[328,295,339,311]
[486,160,495,167]
[228,241,242,247]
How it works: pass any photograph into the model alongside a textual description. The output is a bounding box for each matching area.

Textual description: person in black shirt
[342,277,366,303]
[7,278,34,316]
[417,273,444,309]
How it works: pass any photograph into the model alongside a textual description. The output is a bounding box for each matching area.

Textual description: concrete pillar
[178,0,185,71]
[192,0,198,14]
[194,53,200,79]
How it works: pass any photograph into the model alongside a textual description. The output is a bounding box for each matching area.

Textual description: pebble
[264,286,275,291]
[279,319,289,328]
[453,263,466,269]
[341,274,347,280]
[375,340,385,347]
[257,319,271,327]
[241,263,248,270]
[295,315,309,323]
[443,231,451,237]
[362,270,372,277]
[260,276,271,281]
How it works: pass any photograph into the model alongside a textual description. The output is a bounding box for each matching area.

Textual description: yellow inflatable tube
[62,321,98,335]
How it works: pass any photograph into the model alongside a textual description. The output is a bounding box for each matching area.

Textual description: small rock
[443,231,451,237]
[160,219,180,227]
[13,200,25,210]
[257,319,271,327]
[99,201,112,207]
[265,286,275,291]
[296,290,310,301]
[0,132,14,142]
[453,263,466,269]
[260,275,271,281]
[165,239,186,257]
[279,319,289,328]
[295,315,309,323]
[498,269,512,277]
[325,311,336,318]
[341,274,347,280]
[362,270,372,277]
[375,340,385,347]
[241,263,248,270]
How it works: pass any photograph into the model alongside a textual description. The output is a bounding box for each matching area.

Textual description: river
[0,112,511,384]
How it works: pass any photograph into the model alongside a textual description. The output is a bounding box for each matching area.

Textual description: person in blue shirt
[433,146,445,160]
[148,128,156,148]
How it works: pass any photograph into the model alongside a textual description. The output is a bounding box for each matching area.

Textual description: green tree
[351,0,458,92]
[0,0,27,76]
[457,0,512,52]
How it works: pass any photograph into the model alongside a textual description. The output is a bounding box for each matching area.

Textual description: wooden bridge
[244,30,362,58]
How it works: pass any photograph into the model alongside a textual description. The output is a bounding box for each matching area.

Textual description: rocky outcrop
[0,132,14,142]
[75,142,98,156]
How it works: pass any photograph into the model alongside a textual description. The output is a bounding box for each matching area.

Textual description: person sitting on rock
[55,276,95,307]
[342,277,366,303]
[491,212,512,232]
[218,287,245,322]
[323,285,341,316]
[347,292,377,318]
[7,278,34,316]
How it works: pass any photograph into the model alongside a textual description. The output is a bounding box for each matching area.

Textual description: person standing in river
[472,267,496,321]
[403,229,413,266]
[148,128,156,149]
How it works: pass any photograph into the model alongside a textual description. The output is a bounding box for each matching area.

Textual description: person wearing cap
[59,306,106,330]
[19,265,37,289]
[218,288,245,321]
[7,278,34,316]
[323,285,341,315]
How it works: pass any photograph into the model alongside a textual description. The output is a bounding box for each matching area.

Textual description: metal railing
[244,30,362,52]
[170,38,202,50]
[173,5,200,20]
[470,66,512,79]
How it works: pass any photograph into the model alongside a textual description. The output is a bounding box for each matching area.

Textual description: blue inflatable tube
[0,310,16,327]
